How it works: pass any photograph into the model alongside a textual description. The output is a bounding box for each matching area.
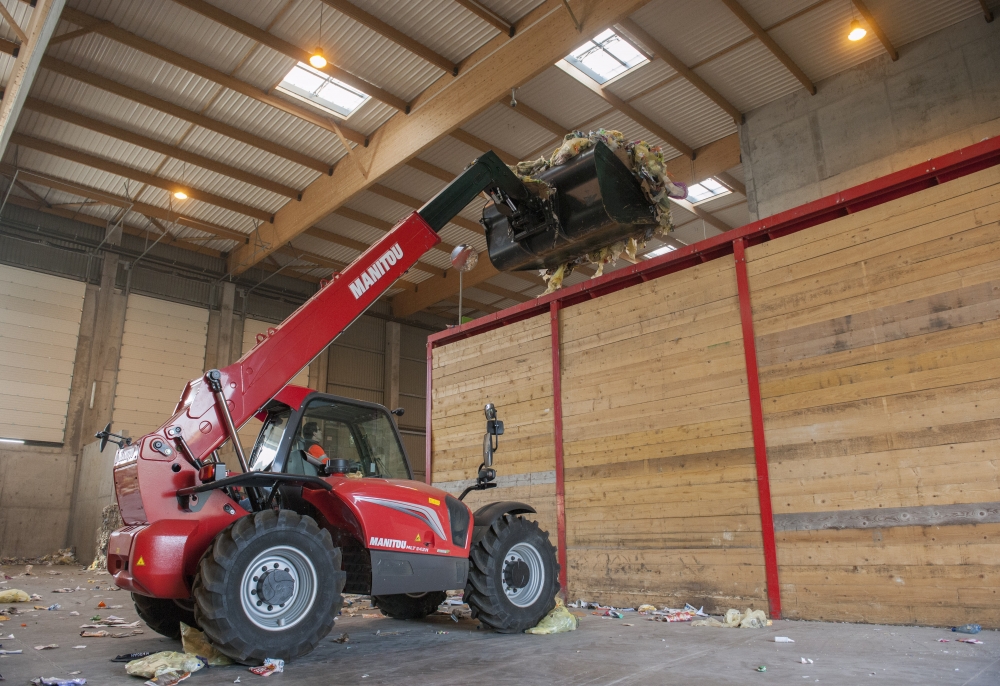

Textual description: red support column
[733,237,782,619]
[425,341,433,485]
[549,301,569,598]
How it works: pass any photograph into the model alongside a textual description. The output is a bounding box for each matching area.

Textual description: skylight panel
[277,62,369,118]
[565,29,649,84]
[643,244,676,260]
[686,178,731,204]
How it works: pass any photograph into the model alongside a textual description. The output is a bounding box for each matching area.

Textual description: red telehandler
[99,142,662,663]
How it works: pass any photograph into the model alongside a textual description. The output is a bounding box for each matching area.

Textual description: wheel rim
[239,545,317,631]
[502,542,544,607]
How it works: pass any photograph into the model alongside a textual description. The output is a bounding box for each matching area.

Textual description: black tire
[132,593,197,640]
[372,591,447,619]
[192,510,345,664]
[464,514,560,633]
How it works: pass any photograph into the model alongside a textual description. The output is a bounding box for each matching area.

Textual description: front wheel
[132,593,197,639]
[372,591,447,619]
[464,514,559,633]
[192,510,345,664]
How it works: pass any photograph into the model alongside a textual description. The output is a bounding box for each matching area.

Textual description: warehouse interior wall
[741,10,1000,220]
[0,205,435,559]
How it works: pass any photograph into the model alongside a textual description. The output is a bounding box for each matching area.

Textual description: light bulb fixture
[173,190,188,200]
[309,50,327,68]
[848,18,866,41]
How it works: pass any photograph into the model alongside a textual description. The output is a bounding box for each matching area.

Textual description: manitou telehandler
[100,142,665,663]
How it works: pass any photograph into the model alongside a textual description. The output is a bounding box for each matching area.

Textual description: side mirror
[482,433,493,467]
[391,407,405,417]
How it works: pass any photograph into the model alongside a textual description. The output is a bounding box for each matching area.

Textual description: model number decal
[349,244,403,299]
[369,536,407,549]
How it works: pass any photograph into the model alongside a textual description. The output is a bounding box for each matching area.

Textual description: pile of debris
[508,129,688,292]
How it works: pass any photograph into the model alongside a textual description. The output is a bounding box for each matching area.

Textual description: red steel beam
[733,237,781,619]
[425,340,433,485]
[549,301,569,599]
[427,134,1000,349]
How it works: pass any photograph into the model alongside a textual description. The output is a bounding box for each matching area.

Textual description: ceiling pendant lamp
[848,18,867,41]
[173,190,188,200]
[310,2,327,68]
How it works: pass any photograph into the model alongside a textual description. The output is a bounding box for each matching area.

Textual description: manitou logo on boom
[349,244,404,299]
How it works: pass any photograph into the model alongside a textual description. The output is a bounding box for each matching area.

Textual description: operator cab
[247,389,412,481]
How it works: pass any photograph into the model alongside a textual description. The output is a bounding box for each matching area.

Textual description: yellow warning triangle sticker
[136,556,145,566]
[415,534,421,542]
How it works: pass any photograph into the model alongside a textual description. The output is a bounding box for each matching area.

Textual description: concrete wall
[741,11,1000,219]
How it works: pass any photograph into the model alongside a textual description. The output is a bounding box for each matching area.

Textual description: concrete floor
[2,565,998,685]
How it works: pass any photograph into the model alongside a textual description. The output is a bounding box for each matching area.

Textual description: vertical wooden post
[425,341,433,485]
[733,237,782,619]
[549,301,569,597]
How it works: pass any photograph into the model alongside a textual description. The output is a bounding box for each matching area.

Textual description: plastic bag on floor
[125,651,206,679]
[0,589,30,603]
[692,608,769,628]
[180,622,233,666]
[525,599,579,635]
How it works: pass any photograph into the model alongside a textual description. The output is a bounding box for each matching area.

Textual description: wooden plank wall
[430,315,557,541]
[746,165,1000,626]
[559,258,767,611]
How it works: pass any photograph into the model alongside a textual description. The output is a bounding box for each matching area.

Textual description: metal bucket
[483,141,659,272]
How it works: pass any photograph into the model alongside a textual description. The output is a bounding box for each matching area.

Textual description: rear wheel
[192,510,345,664]
[464,514,559,633]
[372,591,446,619]
[132,593,197,639]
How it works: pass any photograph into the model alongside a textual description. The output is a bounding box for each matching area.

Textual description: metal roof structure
[0,0,987,323]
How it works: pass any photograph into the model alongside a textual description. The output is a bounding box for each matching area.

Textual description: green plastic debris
[525,599,579,635]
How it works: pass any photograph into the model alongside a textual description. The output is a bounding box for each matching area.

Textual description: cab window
[288,399,411,480]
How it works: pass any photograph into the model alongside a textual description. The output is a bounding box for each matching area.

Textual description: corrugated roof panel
[156,157,288,214]
[576,107,681,160]
[632,78,737,150]
[292,234,361,265]
[352,0,495,63]
[347,101,401,137]
[179,127,321,191]
[462,103,554,159]
[5,147,150,200]
[203,89,347,162]
[47,33,221,112]
[0,53,18,92]
[0,1,31,45]
[70,0,263,85]
[605,60,676,102]
[29,72,192,142]
[230,43,298,94]
[695,39,803,114]
[472,0,545,24]
[267,0,442,102]
[418,136,488,175]
[15,111,166,174]
[628,0,752,67]
[380,165,448,202]
[769,1,884,84]
[864,0,980,48]
[737,0,825,30]
[514,66,609,130]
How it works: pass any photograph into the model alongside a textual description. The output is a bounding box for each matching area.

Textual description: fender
[471,501,536,544]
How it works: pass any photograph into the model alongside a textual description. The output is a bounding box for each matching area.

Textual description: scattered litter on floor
[96,601,106,609]
[30,679,87,685]
[692,608,769,629]
[0,649,22,655]
[29,594,42,601]
[69,612,79,616]
[34,644,59,650]
[0,590,28,603]
[125,651,206,680]
[331,633,349,644]
[938,639,951,642]
[952,624,981,634]
[435,631,450,635]
[800,657,814,664]
[111,651,151,663]
[46,604,61,611]
[775,637,795,643]
[957,638,983,644]
[756,666,767,672]
[179,622,232,666]
[525,599,579,635]
[375,630,400,636]
[73,645,86,649]
[248,658,283,676]
[52,589,75,593]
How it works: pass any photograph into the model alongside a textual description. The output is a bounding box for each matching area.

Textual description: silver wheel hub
[240,545,317,631]
[502,542,544,607]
